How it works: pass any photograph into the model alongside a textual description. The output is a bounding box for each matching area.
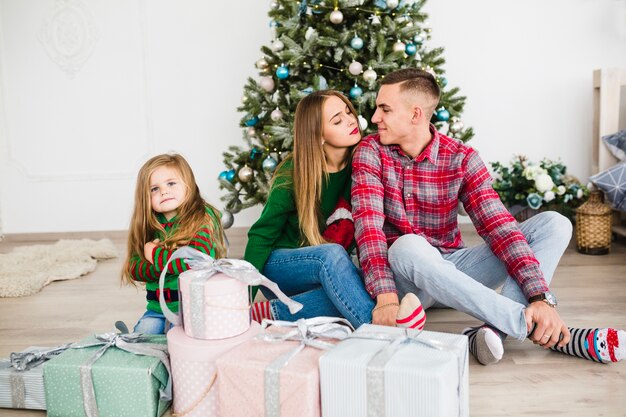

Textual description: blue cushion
[590,162,626,211]
[603,130,626,161]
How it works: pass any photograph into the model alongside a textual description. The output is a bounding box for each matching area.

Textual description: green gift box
[43,333,171,417]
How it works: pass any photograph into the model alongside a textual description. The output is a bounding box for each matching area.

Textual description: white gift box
[0,347,49,410]
[319,324,469,417]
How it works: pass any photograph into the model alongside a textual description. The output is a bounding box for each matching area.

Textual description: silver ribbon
[10,344,73,371]
[259,317,354,417]
[70,332,172,417]
[158,247,304,336]
[350,329,467,417]
[8,372,25,408]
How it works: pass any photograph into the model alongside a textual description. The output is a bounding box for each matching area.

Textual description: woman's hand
[372,292,399,327]
[144,239,160,264]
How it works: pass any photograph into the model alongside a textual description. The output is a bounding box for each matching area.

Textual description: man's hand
[372,292,400,327]
[524,301,570,349]
[143,239,160,264]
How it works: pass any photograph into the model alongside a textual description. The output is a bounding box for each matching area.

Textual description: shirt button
[407,193,412,197]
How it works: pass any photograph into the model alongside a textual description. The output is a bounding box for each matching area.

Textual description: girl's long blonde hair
[291,90,360,246]
[122,153,225,285]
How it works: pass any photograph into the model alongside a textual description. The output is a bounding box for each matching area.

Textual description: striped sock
[396,293,426,330]
[462,325,505,366]
[551,327,625,363]
[251,301,273,323]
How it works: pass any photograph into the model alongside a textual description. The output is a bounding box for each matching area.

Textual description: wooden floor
[1,226,625,417]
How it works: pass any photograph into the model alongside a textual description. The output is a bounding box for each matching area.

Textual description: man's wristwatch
[528,292,557,307]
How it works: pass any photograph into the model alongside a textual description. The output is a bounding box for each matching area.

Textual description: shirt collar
[389,123,440,164]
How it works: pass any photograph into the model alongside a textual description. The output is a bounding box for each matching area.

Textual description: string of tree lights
[218,0,474,228]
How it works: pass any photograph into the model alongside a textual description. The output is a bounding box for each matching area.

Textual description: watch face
[545,292,557,305]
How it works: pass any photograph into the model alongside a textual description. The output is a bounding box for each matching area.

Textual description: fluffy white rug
[0,239,118,297]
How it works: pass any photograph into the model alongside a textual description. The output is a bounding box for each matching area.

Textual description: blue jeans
[133,310,173,334]
[388,212,572,340]
[261,244,374,328]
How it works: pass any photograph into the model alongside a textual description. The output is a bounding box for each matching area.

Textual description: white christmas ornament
[271,39,284,52]
[370,14,381,25]
[358,115,368,131]
[269,0,279,10]
[393,41,406,52]
[348,61,363,75]
[363,68,377,83]
[330,9,344,24]
[247,127,256,137]
[386,0,399,9]
[241,95,247,103]
[238,166,254,183]
[259,76,275,92]
[270,108,284,121]
[305,27,317,40]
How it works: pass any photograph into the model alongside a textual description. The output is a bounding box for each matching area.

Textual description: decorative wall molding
[38,0,98,79]
[0,0,154,181]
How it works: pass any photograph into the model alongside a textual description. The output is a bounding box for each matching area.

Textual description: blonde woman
[243,90,374,328]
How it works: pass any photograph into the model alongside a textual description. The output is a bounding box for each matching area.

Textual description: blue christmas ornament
[439,77,448,87]
[405,43,417,56]
[302,86,314,95]
[244,116,259,127]
[250,148,262,160]
[436,108,450,122]
[349,85,363,99]
[218,170,229,181]
[269,20,279,28]
[350,36,364,50]
[262,156,278,172]
[225,169,236,182]
[276,65,289,79]
[373,0,387,8]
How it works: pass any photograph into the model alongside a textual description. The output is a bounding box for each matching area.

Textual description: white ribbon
[158,247,303,329]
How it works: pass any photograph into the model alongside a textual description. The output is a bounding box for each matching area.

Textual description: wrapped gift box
[0,346,53,410]
[167,322,261,417]
[179,270,251,340]
[44,334,171,417]
[215,318,352,417]
[319,324,469,417]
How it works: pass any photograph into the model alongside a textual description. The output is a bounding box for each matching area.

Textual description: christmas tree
[219,0,474,227]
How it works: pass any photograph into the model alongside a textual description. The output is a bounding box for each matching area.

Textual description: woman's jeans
[261,243,374,328]
[133,310,173,334]
[388,211,572,340]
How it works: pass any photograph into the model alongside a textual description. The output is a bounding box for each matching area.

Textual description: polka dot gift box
[43,333,171,417]
[158,247,303,340]
[167,322,261,417]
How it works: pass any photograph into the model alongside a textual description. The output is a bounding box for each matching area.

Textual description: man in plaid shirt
[352,68,573,365]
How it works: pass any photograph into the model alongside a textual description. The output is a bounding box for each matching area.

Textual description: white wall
[1,0,625,234]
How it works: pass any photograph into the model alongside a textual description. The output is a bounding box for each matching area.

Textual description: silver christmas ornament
[247,127,256,137]
[329,9,344,24]
[270,108,284,121]
[305,27,316,40]
[370,14,381,25]
[348,61,363,75]
[262,156,278,172]
[363,68,378,83]
[450,120,464,133]
[259,76,275,92]
[393,41,406,52]
[221,210,234,229]
[271,39,284,52]
[238,166,254,183]
[269,0,279,10]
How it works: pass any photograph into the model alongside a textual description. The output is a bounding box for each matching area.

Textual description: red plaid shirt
[351,126,548,300]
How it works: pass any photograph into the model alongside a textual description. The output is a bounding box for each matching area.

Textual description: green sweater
[244,160,351,272]
[129,206,220,313]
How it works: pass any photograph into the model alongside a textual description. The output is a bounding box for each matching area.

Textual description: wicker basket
[575,191,613,255]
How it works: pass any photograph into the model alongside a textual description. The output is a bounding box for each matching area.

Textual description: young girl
[122,153,225,334]
[244,90,425,330]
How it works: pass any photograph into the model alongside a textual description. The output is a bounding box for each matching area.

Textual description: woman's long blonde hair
[122,153,225,285]
[291,90,360,246]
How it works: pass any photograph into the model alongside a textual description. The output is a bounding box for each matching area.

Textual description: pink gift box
[178,271,250,340]
[215,332,324,417]
[167,322,261,417]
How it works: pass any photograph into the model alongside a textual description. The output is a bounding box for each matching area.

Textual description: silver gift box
[0,347,48,410]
